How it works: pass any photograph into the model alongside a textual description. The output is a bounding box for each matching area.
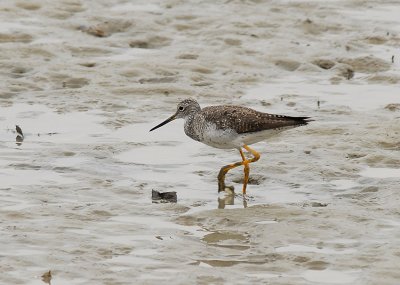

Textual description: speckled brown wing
[201,105,311,134]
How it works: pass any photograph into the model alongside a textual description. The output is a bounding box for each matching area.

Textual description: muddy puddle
[1,0,400,284]
[2,83,399,285]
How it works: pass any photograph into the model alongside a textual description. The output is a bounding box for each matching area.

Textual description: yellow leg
[243,145,261,163]
[240,149,250,195]
[218,159,243,192]
[241,145,261,195]
[217,145,261,194]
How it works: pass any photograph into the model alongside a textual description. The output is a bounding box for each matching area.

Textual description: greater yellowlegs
[150,98,312,194]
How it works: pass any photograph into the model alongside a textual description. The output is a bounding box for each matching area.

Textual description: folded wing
[201,105,311,134]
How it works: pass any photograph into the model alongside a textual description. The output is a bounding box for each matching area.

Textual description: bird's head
[150,98,201,132]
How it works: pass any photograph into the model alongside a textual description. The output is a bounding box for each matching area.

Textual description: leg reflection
[217,193,248,209]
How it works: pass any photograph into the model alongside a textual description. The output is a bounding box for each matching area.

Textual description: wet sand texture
[1,0,400,284]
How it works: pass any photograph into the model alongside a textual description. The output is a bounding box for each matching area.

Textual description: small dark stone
[385,103,400,111]
[16,125,23,137]
[129,40,149,49]
[80,62,96,68]
[152,189,177,203]
[312,59,335,70]
[311,202,328,207]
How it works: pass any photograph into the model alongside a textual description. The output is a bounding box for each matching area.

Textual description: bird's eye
[179,106,184,111]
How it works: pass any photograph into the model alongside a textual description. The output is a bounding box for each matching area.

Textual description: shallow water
[302,269,361,284]
[360,167,400,178]
[1,0,400,284]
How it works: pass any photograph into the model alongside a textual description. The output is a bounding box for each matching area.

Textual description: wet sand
[1,0,400,284]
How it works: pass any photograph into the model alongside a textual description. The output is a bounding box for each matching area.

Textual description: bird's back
[200,105,311,134]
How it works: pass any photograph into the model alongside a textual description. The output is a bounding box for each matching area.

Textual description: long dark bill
[149,114,176,132]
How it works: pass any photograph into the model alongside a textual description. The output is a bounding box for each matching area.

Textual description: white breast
[200,123,240,149]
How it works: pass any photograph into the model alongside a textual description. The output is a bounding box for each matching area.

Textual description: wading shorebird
[150,98,312,194]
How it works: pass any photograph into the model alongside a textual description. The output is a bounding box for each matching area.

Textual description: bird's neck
[184,112,201,142]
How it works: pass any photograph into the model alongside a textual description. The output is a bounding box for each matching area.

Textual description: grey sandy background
[1,0,400,284]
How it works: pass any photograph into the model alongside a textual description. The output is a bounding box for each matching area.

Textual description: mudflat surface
[1,0,400,284]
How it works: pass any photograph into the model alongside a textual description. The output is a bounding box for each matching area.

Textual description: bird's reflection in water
[16,135,23,146]
[217,191,248,209]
